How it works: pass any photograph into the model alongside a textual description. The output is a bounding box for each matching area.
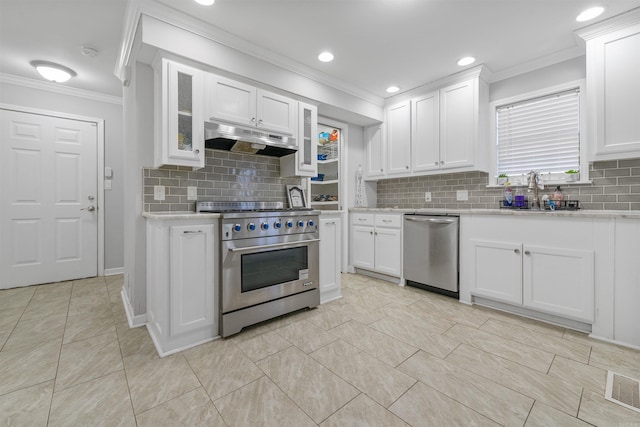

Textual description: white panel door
[0,109,98,289]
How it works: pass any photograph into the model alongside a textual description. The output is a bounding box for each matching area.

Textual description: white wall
[0,79,124,272]
[489,56,586,102]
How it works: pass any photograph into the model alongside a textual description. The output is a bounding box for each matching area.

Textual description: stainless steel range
[197,201,320,337]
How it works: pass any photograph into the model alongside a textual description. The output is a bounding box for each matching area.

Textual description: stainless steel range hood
[204,121,297,157]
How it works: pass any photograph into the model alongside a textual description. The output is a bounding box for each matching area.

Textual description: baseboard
[104,267,124,276]
[120,288,147,328]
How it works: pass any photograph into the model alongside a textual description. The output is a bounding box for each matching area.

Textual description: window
[490,81,587,185]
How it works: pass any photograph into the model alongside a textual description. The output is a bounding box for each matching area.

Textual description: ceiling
[2,0,640,101]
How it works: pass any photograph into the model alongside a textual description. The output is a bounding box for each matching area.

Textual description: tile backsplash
[143,149,303,212]
[377,158,640,210]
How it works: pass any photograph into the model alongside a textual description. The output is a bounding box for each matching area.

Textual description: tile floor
[1,273,639,426]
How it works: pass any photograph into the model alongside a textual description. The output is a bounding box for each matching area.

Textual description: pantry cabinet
[351,212,402,278]
[207,74,297,136]
[319,213,341,303]
[577,9,640,161]
[146,217,219,356]
[154,57,205,169]
[464,215,595,324]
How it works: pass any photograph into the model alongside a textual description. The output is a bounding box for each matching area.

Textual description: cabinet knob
[524,250,531,255]
[251,117,256,123]
[370,231,373,235]
[405,165,409,169]
[258,119,263,125]
[440,160,444,165]
[380,168,383,172]
[514,248,520,254]
[434,161,438,165]
[194,149,200,155]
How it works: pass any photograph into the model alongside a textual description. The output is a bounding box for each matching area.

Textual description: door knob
[81,205,96,212]
[88,195,95,201]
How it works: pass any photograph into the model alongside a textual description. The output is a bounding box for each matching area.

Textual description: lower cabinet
[319,213,341,303]
[350,212,402,279]
[146,218,219,356]
[471,239,594,322]
[465,216,595,324]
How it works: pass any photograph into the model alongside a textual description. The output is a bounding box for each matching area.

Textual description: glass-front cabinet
[154,57,204,169]
[280,101,317,177]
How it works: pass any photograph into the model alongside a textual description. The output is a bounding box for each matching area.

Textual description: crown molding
[490,46,585,83]
[0,73,122,105]
[575,7,640,41]
[116,0,384,107]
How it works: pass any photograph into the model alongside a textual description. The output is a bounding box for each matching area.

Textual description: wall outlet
[187,186,198,201]
[456,190,469,201]
[154,185,165,201]
[424,192,431,202]
[104,180,112,190]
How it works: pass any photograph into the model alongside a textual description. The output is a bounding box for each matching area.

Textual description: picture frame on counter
[286,185,308,209]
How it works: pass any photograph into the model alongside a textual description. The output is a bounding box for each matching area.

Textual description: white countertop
[350,207,640,219]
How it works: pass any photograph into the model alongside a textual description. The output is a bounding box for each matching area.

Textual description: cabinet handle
[325,221,335,225]
[524,250,531,255]
[514,248,520,254]
[382,219,392,223]
[358,218,367,221]
[183,230,203,234]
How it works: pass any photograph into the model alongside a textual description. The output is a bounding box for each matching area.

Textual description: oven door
[221,233,319,314]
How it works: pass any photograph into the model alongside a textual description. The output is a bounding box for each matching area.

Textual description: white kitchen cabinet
[146,218,218,356]
[465,216,595,324]
[319,214,341,303]
[411,91,440,173]
[578,9,640,161]
[154,57,205,169]
[351,212,402,278]
[365,123,385,179]
[280,101,318,177]
[612,218,640,347]
[386,100,412,176]
[207,74,297,136]
[440,79,477,169]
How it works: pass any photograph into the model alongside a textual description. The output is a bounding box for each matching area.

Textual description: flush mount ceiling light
[386,86,400,93]
[30,60,76,83]
[318,51,334,62]
[576,6,605,22]
[457,56,476,66]
[194,0,215,5]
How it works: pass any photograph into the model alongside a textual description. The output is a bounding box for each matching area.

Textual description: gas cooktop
[196,200,315,215]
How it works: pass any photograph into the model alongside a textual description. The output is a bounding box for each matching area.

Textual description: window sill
[486,180,593,189]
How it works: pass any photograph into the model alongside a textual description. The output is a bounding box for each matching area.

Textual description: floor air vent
[605,370,640,413]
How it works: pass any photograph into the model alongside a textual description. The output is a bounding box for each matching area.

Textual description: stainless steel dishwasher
[403,214,459,298]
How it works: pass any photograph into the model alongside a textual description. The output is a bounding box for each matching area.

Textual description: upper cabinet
[577,9,640,161]
[366,68,489,180]
[365,123,385,179]
[280,102,318,177]
[207,74,297,136]
[154,57,205,169]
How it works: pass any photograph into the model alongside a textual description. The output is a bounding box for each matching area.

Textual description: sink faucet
[527,170,544,209]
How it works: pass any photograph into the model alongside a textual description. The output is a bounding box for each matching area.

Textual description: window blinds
[496,89,580,176]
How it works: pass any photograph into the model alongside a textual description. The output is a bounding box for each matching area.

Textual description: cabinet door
[352,225,375,270]
[297,102,317,175]
[412,92,440,173]
[374,227,402,277]
[169,224,216,335]
[522,245,594,322]
[386,101,412,176]
[471,239,522,305]
[319,216,341,302]
[162,60,204,168]
[256,89,297,135]
[440,79,475,170]
[365,123,385,179]
[590,27,640,158]
[207,75,257,127]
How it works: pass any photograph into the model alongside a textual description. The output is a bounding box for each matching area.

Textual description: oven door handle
[228,238,320,253]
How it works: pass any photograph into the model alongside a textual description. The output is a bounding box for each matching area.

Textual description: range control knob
[298,220,305,228]
[261,222,269,230]
[274,221,282,229]
[308,220,315,227]
[285,220,294,229]
[233,224,242,232]
[247,223,256,231]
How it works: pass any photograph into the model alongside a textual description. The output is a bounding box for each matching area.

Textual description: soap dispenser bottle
[553,186,564,208]
[504,184,513,206]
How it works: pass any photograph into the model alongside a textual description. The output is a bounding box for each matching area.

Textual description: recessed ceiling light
[386,86,400,93]
[576,6,605,22]
[194,0,215,5]
[30,60,76,83]
[318,51,334,62]
[457,56,476,66]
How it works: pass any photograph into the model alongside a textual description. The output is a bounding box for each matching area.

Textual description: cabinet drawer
[351,213,374,226]
[375,214,402,228]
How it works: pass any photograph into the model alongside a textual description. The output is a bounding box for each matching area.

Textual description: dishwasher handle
[405,216,456,224]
